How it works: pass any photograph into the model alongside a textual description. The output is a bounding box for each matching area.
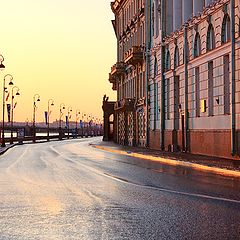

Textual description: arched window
[152,2,155,38]
[154,56,158,77]
[207,24,215,51]
[194,33,201,58]
[221,14,230,44]
[166,50,171,71]
[183,42,190,64]
[239,17,240,36]
[174,46,180,68]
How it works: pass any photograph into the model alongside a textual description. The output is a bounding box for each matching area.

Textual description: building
[106,0,240,159]
[108,0,147,147]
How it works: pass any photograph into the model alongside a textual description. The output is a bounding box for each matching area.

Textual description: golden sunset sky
[0,0,116,123]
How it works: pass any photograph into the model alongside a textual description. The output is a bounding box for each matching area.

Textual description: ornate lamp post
[33,94,40,143]
[1,74,14,147]
[47,99,54,141]
[0,55,5,69]
[67,106,72,139]
[75,109,81,138]
[82,113,87,137]
[10,86,20,144]
[59,103,65,140]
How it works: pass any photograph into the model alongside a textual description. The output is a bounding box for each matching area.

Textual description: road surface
[0,137,239,239]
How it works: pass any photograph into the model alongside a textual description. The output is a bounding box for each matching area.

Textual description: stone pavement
[0,143,16,155]
[94,141,240,179]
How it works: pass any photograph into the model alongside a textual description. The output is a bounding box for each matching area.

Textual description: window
[207,24,215,51]
[166,50,171,71]
[239,17,240,36]
[174,46,180,68]
[152,2,155,38]
[194,33,201,58]
[183,42,190,64]
[208,61,214,116]
[154,56,158,77]
[154,81,158,129]
[195,67,200,117]
[174,76,180,130]
[224,55,230,114]
[165,79,170,120]
[221,14,230,44]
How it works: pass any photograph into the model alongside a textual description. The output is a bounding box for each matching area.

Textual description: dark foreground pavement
[0,138,240,239]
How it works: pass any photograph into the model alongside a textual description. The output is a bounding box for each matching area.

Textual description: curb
[0,144,17,156]
[94,145,240,179]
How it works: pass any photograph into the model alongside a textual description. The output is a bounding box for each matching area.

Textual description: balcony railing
[124,46,144,65]
[114,98,135,111]
[110,62,126,76]
[109,62,126,91]
[108,73,117,90]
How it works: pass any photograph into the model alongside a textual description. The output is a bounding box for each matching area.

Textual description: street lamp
[0,55,5,69]
[10,86,20,144]
[33,94,40,143]
[59,103,65,140]
[75,109,81,138]
[82,112,87,137]
[47,99,54,141]
[67,106,72,139]
[1,74,14,147]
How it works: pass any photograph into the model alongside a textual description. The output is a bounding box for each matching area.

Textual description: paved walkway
[0,144,16,155]
[94,141,240,179]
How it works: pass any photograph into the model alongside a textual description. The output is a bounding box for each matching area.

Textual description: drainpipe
[145,0,151,147]
[231,0,236,155]
[184,24,189,152]
[160,0,166,151]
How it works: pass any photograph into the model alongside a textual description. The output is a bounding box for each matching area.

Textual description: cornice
[111,0,127,13]
[163,0,229,45]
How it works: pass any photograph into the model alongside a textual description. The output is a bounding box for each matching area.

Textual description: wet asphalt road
[0,137,240,240]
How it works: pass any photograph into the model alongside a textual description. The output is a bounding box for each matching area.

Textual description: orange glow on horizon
[0,0,116,123]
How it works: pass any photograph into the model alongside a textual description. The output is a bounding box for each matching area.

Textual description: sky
[0,0,116,123]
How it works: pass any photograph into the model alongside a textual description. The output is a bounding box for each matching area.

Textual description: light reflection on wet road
[0,137,240,239]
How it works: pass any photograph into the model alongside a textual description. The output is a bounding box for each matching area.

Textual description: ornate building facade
[148,0,240,158]
[109,0,147,147]
[106,0,240,159]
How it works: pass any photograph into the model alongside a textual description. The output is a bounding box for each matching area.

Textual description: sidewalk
[93,141,240,179]
[0,143,16,155]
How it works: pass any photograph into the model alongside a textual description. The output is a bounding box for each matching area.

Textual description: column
[173,0,182,31]
[182,0,193,23]
[193,0,205,15]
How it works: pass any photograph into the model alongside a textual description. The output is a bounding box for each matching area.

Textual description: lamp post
[33,94,40,143]
[59,103,65,140]
[67,106,72,139]
[75,109,80,138]
[10,86,20,144]
[82,113,86,137]
[1,74,14,147]
[0,55,5,69]
[47,99,54,141]
[0,56,5,145]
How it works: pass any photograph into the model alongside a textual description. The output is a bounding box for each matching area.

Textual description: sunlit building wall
[148,0,240,158]
[109,0,147,147]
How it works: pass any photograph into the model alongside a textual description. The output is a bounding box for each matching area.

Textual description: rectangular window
[208,61,214,116]
[142,71,145,98]
[154,81,158,129]
[195,67,200,117]
[165,78,170,120]
[174,76,180,129]
[224,55,230,114]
